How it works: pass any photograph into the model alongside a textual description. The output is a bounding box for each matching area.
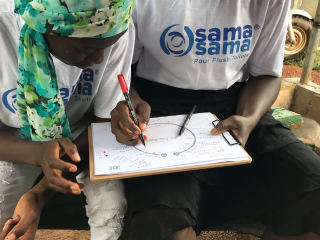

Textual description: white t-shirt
[0,0,134,136]
[132,0,289,90]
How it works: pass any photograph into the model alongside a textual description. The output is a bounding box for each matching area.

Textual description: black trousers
[119,79,320,240]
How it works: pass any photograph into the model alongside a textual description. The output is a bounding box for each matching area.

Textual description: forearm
[236,75,281,127]
[29,177,56,205]
[0,129,40,166]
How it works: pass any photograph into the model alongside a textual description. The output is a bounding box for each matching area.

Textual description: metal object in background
[285,0,315,61]
[300,0,320,84]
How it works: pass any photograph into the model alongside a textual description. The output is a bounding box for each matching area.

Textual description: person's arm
[211,1,289,145]
[0,177,55,240]
[0,128,83,193]
[210,75,281,145]
[0,116,110,240]
[0,129,78,167]
[236,75,281,124]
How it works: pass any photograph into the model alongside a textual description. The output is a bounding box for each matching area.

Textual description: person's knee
[165,227,196,240]
[81,179,127,234]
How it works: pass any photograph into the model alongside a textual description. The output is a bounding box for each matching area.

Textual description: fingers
[44,169,82,194]
[210,116,239,136]
[5,213,36,240]
[210,115,251,146]
[1,217,19,239]
[5,216,30,240]
[111,100,151,145]
[111,117,139,146]
[111,105,149,146]
[48,176,82,195]
[115,101,141,134]
[57,138,81,163]
[136,102,151,132]
[46,156,78,173]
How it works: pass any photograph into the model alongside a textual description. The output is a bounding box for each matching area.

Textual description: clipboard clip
[212,120,241,146]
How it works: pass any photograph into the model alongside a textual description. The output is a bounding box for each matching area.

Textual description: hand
[111,99,151,146]
[210,115,256,146]
[35,138,83,194]
[0,217,20,240]
[2,192,42,240]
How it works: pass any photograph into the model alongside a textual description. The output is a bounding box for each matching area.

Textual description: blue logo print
[160,24,194,57]
[2,88,17,114]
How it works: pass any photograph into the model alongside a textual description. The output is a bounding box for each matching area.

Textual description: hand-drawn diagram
[134,123,196,157]
[92,113,249,176]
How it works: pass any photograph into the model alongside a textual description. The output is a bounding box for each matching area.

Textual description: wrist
[30,178,55,206]
[241,114,260,131]
[29,141,43,167]
[129,87,141,101]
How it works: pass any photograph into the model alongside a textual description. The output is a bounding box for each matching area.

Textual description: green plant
[313,60,320,72]
[284,54,305,68]
[284,50,320,72]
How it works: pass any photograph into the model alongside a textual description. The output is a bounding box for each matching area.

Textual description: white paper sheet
[92,113,249,175]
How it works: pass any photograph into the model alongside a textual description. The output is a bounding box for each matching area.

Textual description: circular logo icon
[2,88,17,114]
[160,24,194,57]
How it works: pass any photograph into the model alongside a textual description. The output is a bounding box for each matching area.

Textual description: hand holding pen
[115,74,148,147]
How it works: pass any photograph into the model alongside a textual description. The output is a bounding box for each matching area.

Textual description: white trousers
[0,162,127,240]
[77,170,127,240]
[0,161,42,221]
[0,121,127,239]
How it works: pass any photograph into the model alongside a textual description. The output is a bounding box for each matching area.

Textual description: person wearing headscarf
[0,0,135,239]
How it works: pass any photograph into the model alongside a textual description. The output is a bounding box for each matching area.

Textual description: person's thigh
[119,172,201,240]
[244,142,320,236]
[0,161,42,221]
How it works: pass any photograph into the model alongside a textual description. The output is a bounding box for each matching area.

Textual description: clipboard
[89,114,252,182]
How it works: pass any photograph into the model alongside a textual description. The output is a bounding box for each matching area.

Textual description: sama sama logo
[160,24,256,57]
[160,24,194,57]
[2,69,98,114]
[2,88,17,114]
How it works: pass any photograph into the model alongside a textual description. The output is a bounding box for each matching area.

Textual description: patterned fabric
[14,0,135,141]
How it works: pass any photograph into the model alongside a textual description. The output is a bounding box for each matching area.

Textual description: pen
[117,74,146,148]
[179,105,197,136]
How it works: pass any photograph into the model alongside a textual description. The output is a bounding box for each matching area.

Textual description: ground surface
[282,64,320,85]
[35,230,258,240]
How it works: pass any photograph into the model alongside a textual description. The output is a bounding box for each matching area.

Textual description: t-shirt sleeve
[247,0,290,77]
[132,6,144,64]
[94,23,135,118]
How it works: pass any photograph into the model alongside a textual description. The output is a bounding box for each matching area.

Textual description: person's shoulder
[0,0,25,31]
[267,0,289,11]
[0,0,15,13]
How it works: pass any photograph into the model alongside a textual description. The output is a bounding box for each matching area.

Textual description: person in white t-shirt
[111,1,320,240]
[0,0,134,239]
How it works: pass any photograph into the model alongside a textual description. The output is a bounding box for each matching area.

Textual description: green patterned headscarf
[14,0,135,141]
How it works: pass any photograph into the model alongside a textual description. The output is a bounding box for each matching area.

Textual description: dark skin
[0,31,125,240]
[0,29,127,194]
[44,30,126,69]
[111,65,320,240]
[111,64,280,147]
